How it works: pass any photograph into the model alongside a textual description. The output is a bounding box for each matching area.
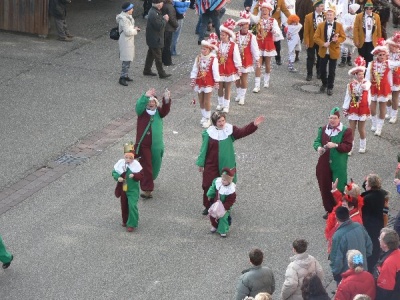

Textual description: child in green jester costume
[0,234,13,269]
[207,167,236,237]
[196,111,265,215]
[313,107,353,219]
[135,88,171,199]
[112,143,144,232]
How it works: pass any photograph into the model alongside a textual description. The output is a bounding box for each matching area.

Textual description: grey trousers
[121,61,131,78]
[54,18,69,38]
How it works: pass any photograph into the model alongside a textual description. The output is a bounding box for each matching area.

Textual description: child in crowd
[365,38,392,136]
[386,32,400,124]
[343,56,371,154]
[217,18,242,113]
[112,143,144,232]
[207,168,236,238]
[251,0,283,91]
[235,10,260,105]
[190,33,220,128]
[338,3,359,67]
[285,14,302,72]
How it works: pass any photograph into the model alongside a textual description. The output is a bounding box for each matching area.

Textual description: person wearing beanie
[313,107,353,219]
[112,142,144,232]
[342,56,371,154]
[49,0,73,42]
[313,3,346,96]
[303,0,325,81]
[134,88,171,199]
[190,33,220,128]
[206,167,236,237]
[0,234,13,269]
[353,0,382,65]
[143,0,172,79]
[330,206,372,284]
[116,2,141,86]
[386,32,400,124]
[338,3,360,67]
[365,38,392,136]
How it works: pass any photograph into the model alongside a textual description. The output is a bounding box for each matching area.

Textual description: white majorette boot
[371,115,377,132]
[216,96,224,111]
[263,73,270,88]
[385,106,392,119]
[222,99,230,113]
[238,88,246,105]
[253,77,261,93]
[200,108,206,125]
[359,139,366,153]
[374,118,384,136]
[389,109,398,124]
[235,87,242,102]
[202,110,211,128]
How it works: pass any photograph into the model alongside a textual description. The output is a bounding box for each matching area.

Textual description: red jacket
[376,249,400,300]
[335,269,376,300]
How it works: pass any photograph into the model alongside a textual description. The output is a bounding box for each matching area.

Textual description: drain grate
[54,154,88,165]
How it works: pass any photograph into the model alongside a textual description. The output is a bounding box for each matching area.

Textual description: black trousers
[319,54,337,89]
[162,31,173,66]
[144,47,165,75]
[143,0,152,16]
[306,45,321,76]
[358,42,374,65]
[274,40,281,62]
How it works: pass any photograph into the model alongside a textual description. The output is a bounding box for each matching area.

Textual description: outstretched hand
[332,178,338,191]
[145,88,156,98]
[254,115,265,126]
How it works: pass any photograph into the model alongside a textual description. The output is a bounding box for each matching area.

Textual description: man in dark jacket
[49,0,73,42]
[161,0,179,66]
[143,0,171,78]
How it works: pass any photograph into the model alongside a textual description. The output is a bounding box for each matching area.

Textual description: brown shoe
[66,34,74,38]
[140,191,153,199]
[58,36,72,42]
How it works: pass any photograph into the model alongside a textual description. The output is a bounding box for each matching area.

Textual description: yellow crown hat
[123,142,135,154]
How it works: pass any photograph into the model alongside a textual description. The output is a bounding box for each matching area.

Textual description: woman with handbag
[207,168,236,237]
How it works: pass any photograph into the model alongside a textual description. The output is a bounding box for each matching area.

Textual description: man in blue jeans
[196,0,226,44]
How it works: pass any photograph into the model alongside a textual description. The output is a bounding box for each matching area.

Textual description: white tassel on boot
[253,77,261,93]
[371,115,377,131]
[222,99,230,113]
[235,87,242,102]
[238,88,246,105]
[374,118,384,136]
[389,109,398,124]
[216,97,224,111]
[263,73,270,88]
[359,139,366,153]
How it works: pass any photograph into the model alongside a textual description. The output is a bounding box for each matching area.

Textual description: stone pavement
[1,1,400,299]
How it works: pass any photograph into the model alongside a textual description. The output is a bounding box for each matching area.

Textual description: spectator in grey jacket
[49,0,73,41]
[234,248,275,300]
[281,239,324,300]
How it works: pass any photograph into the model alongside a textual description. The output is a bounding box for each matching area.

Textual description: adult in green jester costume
[0,234,13,269]
[135,88,171,199]
[313,107,353,218]
[196,111,265,215]
[112,143,144,232]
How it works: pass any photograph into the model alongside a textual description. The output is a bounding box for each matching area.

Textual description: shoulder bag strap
[136,117,154,155]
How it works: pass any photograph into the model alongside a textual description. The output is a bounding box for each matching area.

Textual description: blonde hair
[347,250,364,273]
[254,293,272,300]
[345,183,361,198]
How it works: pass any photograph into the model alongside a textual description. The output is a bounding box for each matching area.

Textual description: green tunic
[0,235,13,264]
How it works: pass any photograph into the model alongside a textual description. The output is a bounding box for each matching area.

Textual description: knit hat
[371,38,389,55]
[201,32,219,51]
[123,142,135,155]
[236,10,251,26]
[364,0,373,8]
[386,31,400,47]
[220,18,237,40]
[335,206,350,222]
[221,167,235,184]
[259,0,273,11]
[313,0,323,7]
[152,0,163,4]
[348,3,360,13]
[330,107,340,118]
[348,56,366,75]
[122,2,134,11]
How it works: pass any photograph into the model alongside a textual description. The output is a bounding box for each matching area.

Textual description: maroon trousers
[137,146,154,192]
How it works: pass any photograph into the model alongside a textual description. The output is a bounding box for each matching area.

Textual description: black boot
[347,56,352,66]
[295,50,300,62]
[338,56,346,67]
[119,77,128,86]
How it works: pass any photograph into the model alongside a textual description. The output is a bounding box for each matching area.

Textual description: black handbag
[110,27,123,40]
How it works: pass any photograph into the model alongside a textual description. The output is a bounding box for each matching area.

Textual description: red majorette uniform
[235,31,260,73]
[256,17,279,57]
[366,60,392,102]
[217,40,242,82]
[389,51,400,91]
[386,32,400,124]
[191,53,220,94]
[343,79,371,121]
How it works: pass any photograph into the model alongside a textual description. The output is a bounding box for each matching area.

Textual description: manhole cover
[55,154,88,165]
[300,84,321,93]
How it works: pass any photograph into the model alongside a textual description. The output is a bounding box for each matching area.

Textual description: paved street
[0,1,399,299]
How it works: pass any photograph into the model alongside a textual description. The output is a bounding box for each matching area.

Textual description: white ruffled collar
[146,109,157,115]
[207,123,233,140]
[114,158,142,174]
[215,177,236,195]
[325,122,343,137]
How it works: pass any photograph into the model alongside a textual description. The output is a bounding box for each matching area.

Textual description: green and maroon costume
[0,235,13,266]
[196,122,258,208]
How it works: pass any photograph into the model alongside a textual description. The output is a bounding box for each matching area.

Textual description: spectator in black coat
[161,0,179,66]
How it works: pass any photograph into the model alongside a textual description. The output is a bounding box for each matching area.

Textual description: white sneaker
[263,81,269,88]
[385,113,390,120]
[348,150,352,156]
[371,125,376,132]
[220,233,227,237]
[253,86,260,93]
[238,98,244,105]
[389,116,397,124]
[216,105,222,111]
[200,117,206,125]
[210,227,217,233]
[202,119,211,128]
[374,128,382,136]
[358,147,366,153]
[222,107,229,113]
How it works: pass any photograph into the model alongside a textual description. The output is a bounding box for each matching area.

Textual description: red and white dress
[366,60,393,102]
[343,79,371,121]
[389,51,400,92]
[235,31,260,73]
[217,40,242,82]
[190,53,220,93]
[255,17,281,57]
